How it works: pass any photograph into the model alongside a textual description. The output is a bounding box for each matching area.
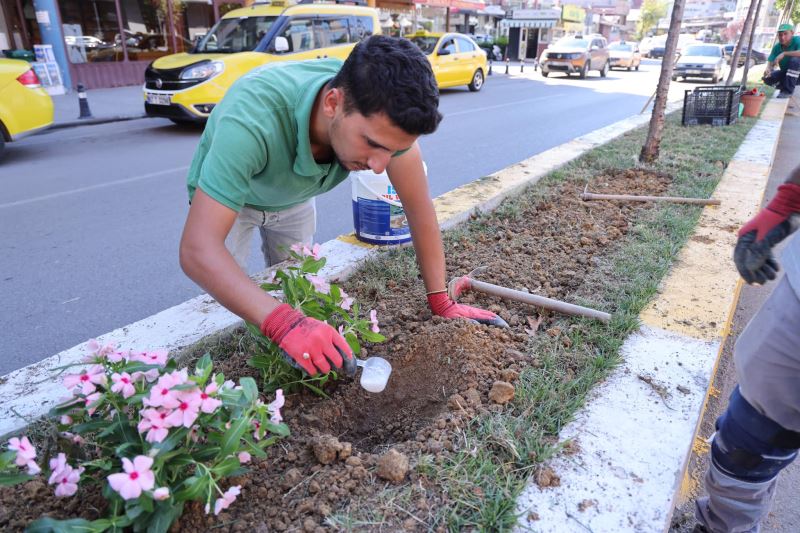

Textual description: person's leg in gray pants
[225,199,316,270]
[695,277,800,532]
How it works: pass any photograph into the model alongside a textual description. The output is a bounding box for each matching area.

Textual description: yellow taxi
[0,58,54,159]
[405,31,487,91]
[143,1,381,124]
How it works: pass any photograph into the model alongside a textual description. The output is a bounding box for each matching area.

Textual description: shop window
[117,0,180,62]
[59,0,125,63]
[171,0,215,54]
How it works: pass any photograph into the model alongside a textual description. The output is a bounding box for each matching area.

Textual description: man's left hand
[427,291,509,327]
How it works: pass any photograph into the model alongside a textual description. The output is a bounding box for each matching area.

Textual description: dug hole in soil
[0,169,672,532]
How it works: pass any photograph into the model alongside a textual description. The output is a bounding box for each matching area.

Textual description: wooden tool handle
[581,192,721,206]
[469,279,612,323]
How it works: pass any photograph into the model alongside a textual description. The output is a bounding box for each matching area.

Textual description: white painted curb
[0,100,681,438]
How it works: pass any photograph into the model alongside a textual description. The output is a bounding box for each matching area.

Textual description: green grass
[332,110,759,531]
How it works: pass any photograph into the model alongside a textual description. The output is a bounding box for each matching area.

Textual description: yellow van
[143,1,380,124]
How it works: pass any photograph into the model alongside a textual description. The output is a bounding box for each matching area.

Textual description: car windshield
[195,16,277,53]
[609,43,633,51]
[683,45,720,57]
[554,37,590,48]
[409,36,439,55]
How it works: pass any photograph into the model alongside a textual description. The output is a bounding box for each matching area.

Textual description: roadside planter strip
[0,99,777,531]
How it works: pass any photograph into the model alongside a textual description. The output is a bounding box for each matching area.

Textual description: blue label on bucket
[352,198,411,245]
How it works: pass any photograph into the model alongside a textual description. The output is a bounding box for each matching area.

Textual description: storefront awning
[412,0,486,10]
[501,19,557,29]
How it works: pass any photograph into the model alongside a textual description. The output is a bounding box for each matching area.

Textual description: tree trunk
[741,0,765,87]
[639,0,687,164]
[726,0,759,86]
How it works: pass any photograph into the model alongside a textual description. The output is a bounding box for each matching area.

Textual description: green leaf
[360,331,386,343]
[217,416,249,460]
[0,472,32,486]
[26,517,111,533]
[211,455,241,476]
[143,501,184,533]
[264,420,291,437]
[195,353,212,376]
[259,282,282,292]
[240,377,258,404]
[172,474,207,501]
[48,400,82,418]
[71,419,110,434]
[301,256,326,274]
[344,333,361,355]
[241,435,268,458]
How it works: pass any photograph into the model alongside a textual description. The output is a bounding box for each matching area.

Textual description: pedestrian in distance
[179,35,506,378]
[693,166,800,532]
[762,23,800,99]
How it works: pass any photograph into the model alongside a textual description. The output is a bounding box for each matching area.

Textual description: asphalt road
[1,59,711,375]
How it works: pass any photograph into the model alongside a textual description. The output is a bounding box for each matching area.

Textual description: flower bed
[0,113,758,531]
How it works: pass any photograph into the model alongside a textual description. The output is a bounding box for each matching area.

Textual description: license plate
[548,62,570,68]
[687,70,703,75]
[146,92,171,106]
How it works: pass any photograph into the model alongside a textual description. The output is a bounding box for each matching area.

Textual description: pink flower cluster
[48,453,84,497]
[137,370,222,443]
[8,436,39,475]
[290,242,321,260]
[369,310,380,333]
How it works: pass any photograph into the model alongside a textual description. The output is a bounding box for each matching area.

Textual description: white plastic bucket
[350,169,412,245]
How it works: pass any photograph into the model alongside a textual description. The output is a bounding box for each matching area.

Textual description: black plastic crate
[682,85,741,126]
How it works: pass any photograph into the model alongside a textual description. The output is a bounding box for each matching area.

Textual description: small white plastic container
[358,357,392,393]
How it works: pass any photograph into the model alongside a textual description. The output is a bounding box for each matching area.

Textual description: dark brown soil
[0,168,672,532]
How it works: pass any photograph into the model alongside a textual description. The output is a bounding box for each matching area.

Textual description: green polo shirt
[186,59,351,212]
[769,36,800,70]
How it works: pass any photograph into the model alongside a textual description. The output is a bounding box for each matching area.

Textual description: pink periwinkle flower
[268,389,285,424]
[144,370,186,409]
[60,415,73,425]
[63,365,107,395]
[107,456,155,500]
[52,465,83,498]
[8,436,36,467]
[48,453,67,484]
[153,487,170,501]
[85,339,117,362]
[252,420,262,441]
[199,383,222,414]
[138,408,171,443]
[306,274,330,294]
[111,372,136,399]
[84,392,102,416]
[164,390,202,428]
[214,485,241,515]
[238,451,251,464]
[132,349,168,367]
[26,461,41,475]
[131,368,160,383]
[369,310,380,333]
[339,289,354,311]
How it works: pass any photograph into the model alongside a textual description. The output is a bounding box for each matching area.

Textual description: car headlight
[541,51,549,59]
[181,61,224,80]
[569,53,583,59]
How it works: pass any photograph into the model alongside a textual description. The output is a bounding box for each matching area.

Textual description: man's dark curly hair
[330,35,443,136]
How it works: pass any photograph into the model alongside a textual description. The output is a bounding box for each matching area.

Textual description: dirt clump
[489,381,515,404]
[535,466,562,488]
[376,449,410,482]
[311,435,347,465]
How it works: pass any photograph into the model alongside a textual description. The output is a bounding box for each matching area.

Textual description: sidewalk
[670,107,800,533]
[49,84,148,129]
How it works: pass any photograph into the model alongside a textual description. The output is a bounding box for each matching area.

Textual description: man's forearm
[407,205,447,293]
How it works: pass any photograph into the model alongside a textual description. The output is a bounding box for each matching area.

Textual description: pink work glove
[427,291,508,327]
[261,304,356,376]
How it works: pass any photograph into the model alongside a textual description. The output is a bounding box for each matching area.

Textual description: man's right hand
[734,183,800,284]
[261,304,356,376]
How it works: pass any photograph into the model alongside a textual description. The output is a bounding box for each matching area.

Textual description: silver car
[672,44,725,83]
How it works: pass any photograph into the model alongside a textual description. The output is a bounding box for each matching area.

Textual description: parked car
[723,44,768,66]
[639,36,656,57]
[648,34,697,59]
[407,31,487,91]
[608,41,641,70]
[672,43,726,83]
[144,1,381,124]
[0,59,53,160]
[540,34,610,78]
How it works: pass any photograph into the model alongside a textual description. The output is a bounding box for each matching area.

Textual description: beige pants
[225,199,316,269]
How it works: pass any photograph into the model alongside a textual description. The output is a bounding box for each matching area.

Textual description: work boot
[691,525,710,533]
[777,91,792,99]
